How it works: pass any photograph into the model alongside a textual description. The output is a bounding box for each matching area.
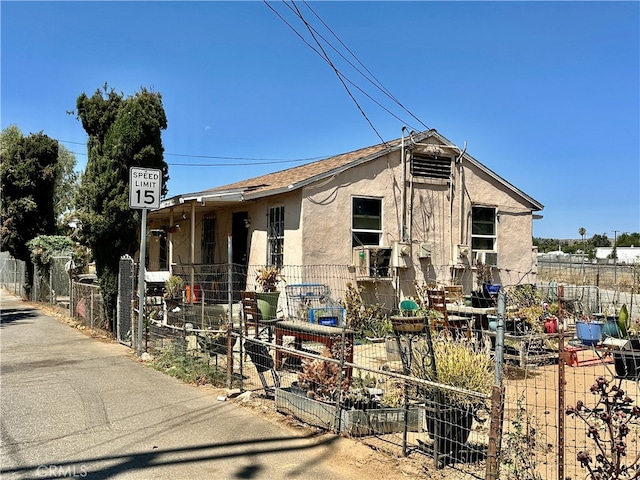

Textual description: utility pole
[613,230,619,284]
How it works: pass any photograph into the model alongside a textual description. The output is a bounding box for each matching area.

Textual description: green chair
[399,299,420,317]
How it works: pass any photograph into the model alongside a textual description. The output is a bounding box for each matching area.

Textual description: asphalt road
[0,289,357,480]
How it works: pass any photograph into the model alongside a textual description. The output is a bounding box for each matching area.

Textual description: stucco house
[144,128,543,307]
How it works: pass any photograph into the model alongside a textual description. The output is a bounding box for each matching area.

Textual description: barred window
[201,215,216,264]
[268,206,284,267]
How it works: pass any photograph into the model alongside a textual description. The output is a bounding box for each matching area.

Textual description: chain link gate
[117,255,135,346]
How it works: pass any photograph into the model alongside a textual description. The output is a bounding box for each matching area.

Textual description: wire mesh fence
[9,255,640,479]
[70,281,108,330]
[0,252,26,297]
[539,257,639,294]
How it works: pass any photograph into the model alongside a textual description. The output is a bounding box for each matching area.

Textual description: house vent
[411,154,452,179]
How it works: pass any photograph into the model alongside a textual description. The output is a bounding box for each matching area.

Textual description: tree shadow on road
[0,308,38,327]
[1,432,343,479]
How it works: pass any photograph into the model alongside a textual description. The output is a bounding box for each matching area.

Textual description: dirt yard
[41,301,640,479]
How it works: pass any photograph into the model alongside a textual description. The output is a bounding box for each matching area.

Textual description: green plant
[411,333,494,410]
[380,379,404,408]
[255,265,285,292]
[566,376,640,479]
[149,344,226,386]
[514,305,544,334]
[476,260,493,290]
[501,395,543,480]
[340,282,392,339]
[27,235,81,277]
[164,275,184,298]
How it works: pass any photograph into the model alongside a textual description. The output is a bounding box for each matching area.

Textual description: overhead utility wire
[301,0,429,131]
[265,0,387,144]
[279,1,425,135]
[284,1,415,134]
[60,139,330,166]
[288,1,388,145]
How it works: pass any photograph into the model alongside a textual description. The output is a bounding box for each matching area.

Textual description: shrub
[566,376,640,479]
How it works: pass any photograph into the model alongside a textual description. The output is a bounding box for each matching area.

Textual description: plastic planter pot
[613,339,640,380]
[575,320,604,346]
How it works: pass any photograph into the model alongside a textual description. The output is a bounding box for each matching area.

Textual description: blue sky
[2,1,638,240]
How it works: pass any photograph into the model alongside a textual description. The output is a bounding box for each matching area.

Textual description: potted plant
[164,275,184,310]
[341,282,393,341]
[575,315,605,346]
[255,265,285,292]
[255,266,285,320]
[472,260,495,308]
[605,304,640,380]
[165,274,184,299]
[410,333,494,464]
[275,344,423,436]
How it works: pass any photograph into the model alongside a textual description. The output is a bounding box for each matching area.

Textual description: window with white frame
[201,215,216,264]
[352,197,382,247]
[471,206,497,251]
[267,206,284,267]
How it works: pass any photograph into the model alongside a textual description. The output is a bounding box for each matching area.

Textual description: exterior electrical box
[392,242,411,268]
[418,243,432,259]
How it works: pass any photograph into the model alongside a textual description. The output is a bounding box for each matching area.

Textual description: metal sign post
[129,167,162,357]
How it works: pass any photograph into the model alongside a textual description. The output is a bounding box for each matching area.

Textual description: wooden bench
[274,320,355,382]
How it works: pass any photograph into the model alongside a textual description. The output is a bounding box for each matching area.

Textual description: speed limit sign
[129,167,162,210]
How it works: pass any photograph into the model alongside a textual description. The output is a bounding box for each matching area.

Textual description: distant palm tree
[579,227,586,278]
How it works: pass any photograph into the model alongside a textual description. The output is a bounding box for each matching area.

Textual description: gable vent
[411,154,452,180]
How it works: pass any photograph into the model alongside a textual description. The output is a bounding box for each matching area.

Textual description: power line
[60,140,332,166]
[284,0,387,144]
[266,1,429,137]
[300,0,429,131]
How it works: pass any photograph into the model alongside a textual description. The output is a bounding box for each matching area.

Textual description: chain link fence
[6,253,639,479]
[0,252,26,297]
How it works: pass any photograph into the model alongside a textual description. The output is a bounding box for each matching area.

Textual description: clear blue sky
[2,1,638,240]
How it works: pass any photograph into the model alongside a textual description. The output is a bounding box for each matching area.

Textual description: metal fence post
[486,290,507,479]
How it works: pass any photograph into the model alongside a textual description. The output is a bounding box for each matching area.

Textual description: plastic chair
[399,299,420,317]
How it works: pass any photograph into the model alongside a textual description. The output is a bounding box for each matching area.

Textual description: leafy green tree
[0,127,60,296]
[616,232,640,247]
[55,144,79,235]
[74,84,168,330]
[590,234,611,248]
[533,238,566,253]
[27,235,74,274]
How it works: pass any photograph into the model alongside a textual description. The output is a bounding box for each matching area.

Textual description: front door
[232,211,249,293]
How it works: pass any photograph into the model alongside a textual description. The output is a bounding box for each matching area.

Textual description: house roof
[159,129,543,211]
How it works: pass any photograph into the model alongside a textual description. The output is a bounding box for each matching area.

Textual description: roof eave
[426,130,544,212]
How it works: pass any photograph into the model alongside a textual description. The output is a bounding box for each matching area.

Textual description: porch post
[189,201,196,303]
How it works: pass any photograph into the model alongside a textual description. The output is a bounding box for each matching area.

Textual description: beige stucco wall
[146,142,538,298]
[299,146,538,294]
[245,191,303,266]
